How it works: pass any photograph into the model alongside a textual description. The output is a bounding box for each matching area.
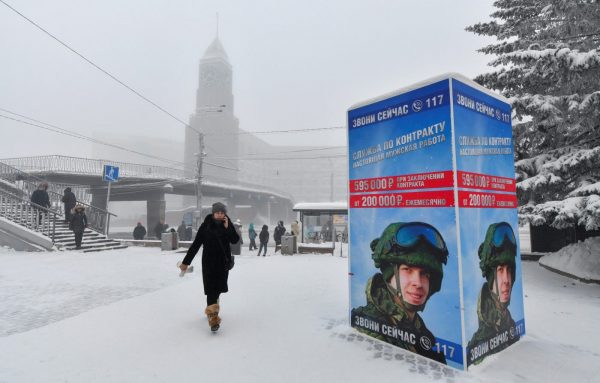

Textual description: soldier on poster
[351,222,448,364]
[467,222,520,364]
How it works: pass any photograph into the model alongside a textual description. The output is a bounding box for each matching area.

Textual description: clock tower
[184,36,240,202]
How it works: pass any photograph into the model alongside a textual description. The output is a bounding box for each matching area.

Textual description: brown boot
[205,304,221,331]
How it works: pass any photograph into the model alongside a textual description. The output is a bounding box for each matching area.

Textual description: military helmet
[478,222,517,286]
[371,222,449,295]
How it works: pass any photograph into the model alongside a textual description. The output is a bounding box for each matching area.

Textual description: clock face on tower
[200,64,231,89]
[200,69,217,87]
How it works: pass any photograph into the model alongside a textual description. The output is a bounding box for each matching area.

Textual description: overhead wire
[1,0,349,176]
[0,110,238,171]
[0,0,347,142]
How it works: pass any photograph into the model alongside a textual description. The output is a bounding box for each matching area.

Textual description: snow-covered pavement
[1,246,599,383]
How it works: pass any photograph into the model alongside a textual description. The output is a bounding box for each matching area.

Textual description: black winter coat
[259,228,269,244]
[70,212,88,233]
[133,225,146,240]
[182,214,240,296]
[61,190,77,210]
[274,225,286,242]
[31,190,50,208]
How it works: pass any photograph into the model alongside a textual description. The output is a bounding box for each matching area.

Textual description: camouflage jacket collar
[477,282,513,331]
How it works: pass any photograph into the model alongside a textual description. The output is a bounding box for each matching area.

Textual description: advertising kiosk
[347,74,525,370]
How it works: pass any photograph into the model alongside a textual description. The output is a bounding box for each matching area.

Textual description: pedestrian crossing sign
[103,165,120,182]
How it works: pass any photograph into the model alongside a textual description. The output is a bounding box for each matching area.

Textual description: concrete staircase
[0,160,127,253]
[51,221,128,253]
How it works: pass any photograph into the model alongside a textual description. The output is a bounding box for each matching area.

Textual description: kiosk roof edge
[348,72,510,112]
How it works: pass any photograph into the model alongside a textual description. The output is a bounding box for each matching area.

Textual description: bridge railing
[2,155,294,203]
[0,189,58,243]
[0,160,115,234]
[0,155,190,179]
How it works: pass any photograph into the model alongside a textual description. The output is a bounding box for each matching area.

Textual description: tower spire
[216,12,219,38]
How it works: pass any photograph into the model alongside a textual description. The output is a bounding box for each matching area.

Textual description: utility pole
[193,105,225,229]
[195,131,205,230]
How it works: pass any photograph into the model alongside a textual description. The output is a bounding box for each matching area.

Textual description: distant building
[184,36,347,206]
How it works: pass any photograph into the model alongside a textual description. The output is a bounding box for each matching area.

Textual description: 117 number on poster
[434,343,455,359]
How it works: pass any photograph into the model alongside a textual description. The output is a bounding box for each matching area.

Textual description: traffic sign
[103,165,119,182]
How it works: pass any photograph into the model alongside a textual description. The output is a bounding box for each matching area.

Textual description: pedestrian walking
[178,202,239,332]
[154,220,167,239]
[133,222,146,240]
[30,182,51,226]
[231,219,243,255]
[258,224,269,256]
[273,220,286,253]
[248,222,258,250]
[177,221,187,242]
[69,205,88,249]
[61,187,76,223]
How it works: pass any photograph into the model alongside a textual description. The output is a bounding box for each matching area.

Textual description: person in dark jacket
[177,221,187,241]
[230,219,243,255]
[61,187,77,223]
[258,224,269,257]
[273,221,286,253]
[154,220,167,239]
[185,225,193,241]
[133,222,146,240]
[31,182,51,226]
[178,202,239,332]
[69,205,88,249]
[248,222,258,251]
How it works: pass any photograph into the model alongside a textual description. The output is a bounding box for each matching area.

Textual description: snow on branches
[468,0,600,229]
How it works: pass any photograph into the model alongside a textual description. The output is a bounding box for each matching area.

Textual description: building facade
[184,37,347,207]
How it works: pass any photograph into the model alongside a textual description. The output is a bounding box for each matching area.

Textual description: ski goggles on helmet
[393,222,448,254]
[491,222,516,248]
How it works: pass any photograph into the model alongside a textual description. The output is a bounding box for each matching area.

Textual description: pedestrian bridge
[1,155,294,227]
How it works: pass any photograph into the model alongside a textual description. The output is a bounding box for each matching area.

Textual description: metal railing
[0,189,57,242]
[0,161,116,233]
[1,155,190,180]
[1,155,294,204]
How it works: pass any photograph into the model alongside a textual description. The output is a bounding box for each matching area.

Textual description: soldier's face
[493,264,512,303]
[397,265,430,306]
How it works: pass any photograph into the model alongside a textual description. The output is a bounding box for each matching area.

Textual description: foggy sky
[0,0,496,165]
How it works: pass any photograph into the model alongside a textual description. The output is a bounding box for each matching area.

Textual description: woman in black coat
[179,202,239,331]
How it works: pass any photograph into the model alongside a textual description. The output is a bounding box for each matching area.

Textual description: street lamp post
[193,105,225,229]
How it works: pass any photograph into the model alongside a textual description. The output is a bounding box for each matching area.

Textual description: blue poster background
[348,79,464,369]
[451,79,526,365]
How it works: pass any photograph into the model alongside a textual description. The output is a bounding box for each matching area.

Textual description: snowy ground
[1,246,599,383]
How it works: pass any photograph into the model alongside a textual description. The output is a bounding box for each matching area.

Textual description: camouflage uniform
[351,222,448,364]
[467,282,518,349]
[467,222,520,365]
[351,273,446,364]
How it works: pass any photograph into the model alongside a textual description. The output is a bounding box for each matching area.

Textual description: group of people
[30,184,88,249]
[246,220,300,256]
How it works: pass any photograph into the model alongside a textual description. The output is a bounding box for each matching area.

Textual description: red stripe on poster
[349,171,454,193]
[349,190,455,208]
[458,191,517,209]
[457,171,516,192]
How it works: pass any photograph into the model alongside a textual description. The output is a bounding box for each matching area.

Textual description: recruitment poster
[347,78,464,369]
[452,78,526,366]
[347,74,525,371]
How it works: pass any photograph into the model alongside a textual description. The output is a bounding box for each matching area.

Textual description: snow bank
[539,237,600,281]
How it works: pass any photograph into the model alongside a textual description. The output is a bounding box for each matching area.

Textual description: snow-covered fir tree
[467,0,600,230]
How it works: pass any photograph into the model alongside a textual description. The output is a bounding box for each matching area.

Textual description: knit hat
[212,202,227,214]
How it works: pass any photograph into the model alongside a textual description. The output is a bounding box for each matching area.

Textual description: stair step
[82,245,129,253]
